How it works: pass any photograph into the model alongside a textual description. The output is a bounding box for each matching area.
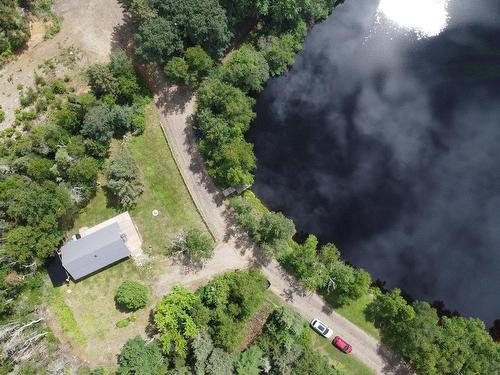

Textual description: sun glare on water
[378,0,449,38]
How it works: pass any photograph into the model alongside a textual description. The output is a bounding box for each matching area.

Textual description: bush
[19,88,38,107]
[51,79,67,94]
[115,280,149,311]
[116,319,130,328]
[173,228,214,262]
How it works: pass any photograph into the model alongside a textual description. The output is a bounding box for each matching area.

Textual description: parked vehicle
[310,318,333,339]
[333,336,352,353]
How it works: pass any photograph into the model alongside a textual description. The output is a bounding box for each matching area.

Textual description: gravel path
[152,79,411,374]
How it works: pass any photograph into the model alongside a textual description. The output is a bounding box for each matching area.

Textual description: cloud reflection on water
[249,0,500,324]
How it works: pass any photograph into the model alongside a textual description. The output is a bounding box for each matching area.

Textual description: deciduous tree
[135,17,182,64]
[118,336,167,375]
[220,44,269,93]
[154,286,209,359]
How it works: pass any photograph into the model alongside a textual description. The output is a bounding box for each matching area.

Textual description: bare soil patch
[0,0,124,128]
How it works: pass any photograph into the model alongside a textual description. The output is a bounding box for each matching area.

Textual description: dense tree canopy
[195,78,256,187]
[219,44,269,93]
[165,46,213,88]
[234,345,263,375]
[229,193,296,259]
[197,269,267,350]
[154,285,209,358]
[0,176,74,267]
[0,49,148,329]
[135,17,183,65]
[366,289,500,374]
[148,0,231,57]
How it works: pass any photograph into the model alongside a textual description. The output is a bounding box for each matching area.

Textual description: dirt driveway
[0,0,124,128]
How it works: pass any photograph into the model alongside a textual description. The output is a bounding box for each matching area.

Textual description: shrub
[173,228,214,262]
[20,88,38,107]
[116,319,130,328]
[115,280,149,311]
[0,109,5,123]
[50,79,67,94]
[0,1,30,54]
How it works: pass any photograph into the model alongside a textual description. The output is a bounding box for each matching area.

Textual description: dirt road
[152,80,410,374]
[0,0,124,128]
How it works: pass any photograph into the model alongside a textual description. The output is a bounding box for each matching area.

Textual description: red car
[333,336,352,353]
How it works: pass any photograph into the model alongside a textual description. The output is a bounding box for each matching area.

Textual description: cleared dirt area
[0,0,125,128]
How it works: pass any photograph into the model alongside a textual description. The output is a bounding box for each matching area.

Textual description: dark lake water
[249,0,500,325]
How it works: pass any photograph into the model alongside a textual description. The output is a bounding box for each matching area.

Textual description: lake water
[249,0,500,325]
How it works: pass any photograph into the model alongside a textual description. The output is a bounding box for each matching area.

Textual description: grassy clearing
[128,104,208,255]
[331,293,380,340]
[47,104,207,365]
[61,260,155,364]
[47,286,86,346]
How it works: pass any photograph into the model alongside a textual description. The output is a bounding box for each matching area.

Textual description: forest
[115,269,344,375]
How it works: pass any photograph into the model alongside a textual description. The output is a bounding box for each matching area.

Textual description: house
[59,212,143,280]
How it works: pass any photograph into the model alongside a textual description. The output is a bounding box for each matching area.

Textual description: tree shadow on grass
[377,344,414,375]
[102,184,125,211]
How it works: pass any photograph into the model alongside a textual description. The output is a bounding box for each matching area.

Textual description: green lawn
[47,104,208,366]
[330,293,380,340]
[127,104,208,254]
[311,334,375,375]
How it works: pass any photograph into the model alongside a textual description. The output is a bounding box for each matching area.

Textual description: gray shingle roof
[61,223,130,280]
